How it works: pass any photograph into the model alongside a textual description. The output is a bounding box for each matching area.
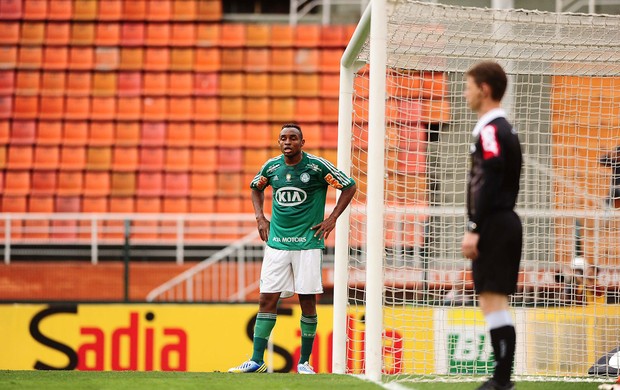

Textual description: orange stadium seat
[82,196,108,213]
[142,72,167,95]
[270,25,294,47]
[269,74,294,97]
[421,99,451,124]
[0,121,7,143]
[270,48,295,72]
[295,74,320,97]
[36,121,62,145]
[90,97,116,120]
[10,120,36,144]
[145,22,170,46]
[59,146,86,170]
[66,72,91,95]
[73,0,97,20]
[0,22,19,45]
[196,23,219,45]
[47,0,72,20]
[194,72,218,96]
[141,122,166,146]
[193,123,217,147]
[172,0,197,20]
[70,22,95,45]
[68,47,94,70]
[221,49,244,71]
[295,25,321,48]
[86,146,112,170]
[110,172,136,196]
[244,123,272,148]
[63,121,88,145]
[295,49,319,72]
[31,170,57,195]
[143,48,169,71]
[98,0,122,20]
[189,196,214,213]
[25,195,53,239]
[190,172,216,197]
[120,22,144,46]
[194,48,220,71]
[57,171,84,195]
[119,47,143,70]
[4,171,30,195]
[219,98,244,121]
[105,196,135,240]
[116,97,141,120]
[244,73,269,96]
[18,46,43,69]
[0,0,22,19]
[164,172,190,196]
[13,96,38,119]
[217,123,243,147]
[117,71,141,96]
[170,23,195,46]
[165,147,191,171]
[193,97,218,121]
[320,74,340,98]
[1,195,26,239]
[270,98,295,122]
[94,47,120,70]
[320,49,341,73]
[300,124,321,146]
[23,0,47,20]
[191,147,216,172]
[220,24,246,47]
[92,72,117,96]
[136,171,163,196]
[115,122,140,146]
[166,122,192,147]
[217,148,242,172]
[215,196,243,214]
[322,124,339,148]
[20,22,45,45]
[244,48,270,73]
[52,196,81,240]
[15,70,40,94]
[321,25,345,47]
[139,147,165,171]
[32,145,59,169]
[168,72,193,96]
[421,71,448,99]
[321,98,339,122]
[133,196,161,240]
[45,22,70,45]
[95,22,121,46]
[40,71,65,95]
[170,48,194,71]
[89,122,115,146]
[168,97,193,121]
[197,0,221,21]
[142,97,167,121]
[0,97,11,119]
[244,98,270,122]
[122,0,146,20]
[146,0,171,21]
[160,196,188,238]
[295,98,321,122]
[112,146,138,171]
[246,24,270,47]
[219,73,243,96]
[0,47,17,69]
[217,173,242,197]
[83,171,111,196]
[243,148,270,173]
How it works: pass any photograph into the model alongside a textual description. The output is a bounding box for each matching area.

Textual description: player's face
[278,128,304,159]
[464,75,484,112]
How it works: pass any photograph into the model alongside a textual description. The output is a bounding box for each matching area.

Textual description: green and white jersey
[250,152,355,250]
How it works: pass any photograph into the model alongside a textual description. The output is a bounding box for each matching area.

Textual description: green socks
[299,314,318,364]
[251,312,277,364]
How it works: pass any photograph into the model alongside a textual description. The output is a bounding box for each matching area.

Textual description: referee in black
[461,61,523,390]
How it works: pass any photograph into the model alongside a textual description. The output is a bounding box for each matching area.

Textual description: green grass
[0,371,606,390]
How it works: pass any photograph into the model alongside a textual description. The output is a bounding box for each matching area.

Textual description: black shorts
[472,210,522,295]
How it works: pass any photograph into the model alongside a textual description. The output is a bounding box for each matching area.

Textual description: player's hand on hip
[461,232,480,260]
[311,216,336,240]
[256,216,270,242]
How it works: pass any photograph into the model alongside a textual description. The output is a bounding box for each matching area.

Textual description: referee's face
[465,76,483,113]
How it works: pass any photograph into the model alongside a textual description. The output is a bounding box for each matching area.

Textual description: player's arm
[251,189,270,242]
[311,184,357,239]
[472,125,505,229]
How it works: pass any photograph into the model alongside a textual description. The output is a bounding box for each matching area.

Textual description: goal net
[335,0,620,382]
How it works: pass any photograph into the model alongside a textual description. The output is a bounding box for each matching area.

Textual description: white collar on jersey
[471,108,507,137]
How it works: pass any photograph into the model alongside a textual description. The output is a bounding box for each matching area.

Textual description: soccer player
[461,61,523,390]
[228,123,356,374]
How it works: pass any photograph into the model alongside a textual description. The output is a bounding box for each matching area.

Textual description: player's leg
[297,293,317,373]
[479,292,515,389]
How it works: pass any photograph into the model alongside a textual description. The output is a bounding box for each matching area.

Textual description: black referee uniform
[467,109,523,295]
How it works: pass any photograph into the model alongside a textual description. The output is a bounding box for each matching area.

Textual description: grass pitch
[0,371,604,390]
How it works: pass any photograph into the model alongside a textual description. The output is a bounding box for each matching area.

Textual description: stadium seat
[172,0,197,20]
[59,146,87,170]
[194,73,218,96]
[32,145,59,169]
[57,171,84,195]
[168,97,193,121]
[105,196,135,240]
[0,22,19,45]
[243,148,270,173]
[217,148,242,172]
[191,147,216,172]
[220,24,245,47]
[70,22,95,45]
[421,71,448,99]
[217,173,242,197]
[219,73,244,96]
[40,71,65,95]
[160,196,189,238]
[23,0,47,19]
[117,71,141,96]
[122,0,146,20]
[13,96,38,119]
[319,49,341,73]
[270,49,295,72]
[269,24,294,47]
[18,46,43,69]
[170,48,194,71]
[67,47,94,70]
[322,124,339,148]
[0,97,11,119]
[193,97,218,121]
[64,96,90,119]
[0,0,22,19]
[295,74,320,97]
[142,72,167,95]
[47,0,71,20]
[95,23,120,46]
[79,195,107,239]
[119,47,144,70]
[196,23,219,45]
[98,0,122,20]
[421,99,450,124]
[387,70,420,98]
[190,172,216,197]
[197,0,221,21]
[187,197,214,239]
[45,22,70,45]
[168,72,193,96]
[73,0,97,20]
[86,146,112,170]
[4,171,30,195]
[295,98,321,122]
[220,49,244,71]
[120,22,144,46]
[244,123,271,148]
[0,70,14,95]
[66,72,91,96]
[192,123,217,147]
[244,98,270,122]
[166,122,192,147]
[295,25,321,48]
[83,171,110,196]
[139,147,165,171]
[63,121,88,145]
[110,172,136,196]
[136,171,163,196]
[0,120,7,143]
[36,121,62,145]
[20,22,45,45]
[90,97,116,120]
[112,146,138,171]
[92,72,117,96]
[146,0,171,21]
[246,24,270,47]
[321,98,339,122]
[215,196,243,214]
[165,147,190,171]
[142,97,167,121]
[25,195,53,239]
[295,49,319,72]
[94,47,119,70]
[217,123,243,147]
[164,172,190,196]
[219,98,244,121]
[145,22,170,46]
[300,124,321,146]
[115,122,140,146]
[89,122,115,146]
[52,195,81,239]
[10,121,36,144]
[321,25,345,47]
[194,48,220,72]
[15,70,40,94]
[0,47,17,69]
[31,171,57,195]
[140,122,166,146]
[170,23,195,46]
[133,196,161,240]
[143,48,169,71]
[116,97,141,120]
[244,73,269,96]
[269,98,295,122]
[320,74,340,98]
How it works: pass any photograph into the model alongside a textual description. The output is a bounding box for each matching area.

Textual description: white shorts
[260,246,324,299]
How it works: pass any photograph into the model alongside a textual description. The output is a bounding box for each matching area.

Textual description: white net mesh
[345,1,620,381]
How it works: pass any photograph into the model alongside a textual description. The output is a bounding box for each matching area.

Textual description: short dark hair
[466,61,508,102]
[281,123,303,139]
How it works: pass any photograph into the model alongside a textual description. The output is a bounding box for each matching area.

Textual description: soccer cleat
[476,378,515,390]
[297,361,316,374]
[228,360,267,373]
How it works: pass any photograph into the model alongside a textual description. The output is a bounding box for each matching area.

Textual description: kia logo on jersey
[275,187,307,206]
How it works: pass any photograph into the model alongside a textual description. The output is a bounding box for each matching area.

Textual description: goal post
[334,0,620,382]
